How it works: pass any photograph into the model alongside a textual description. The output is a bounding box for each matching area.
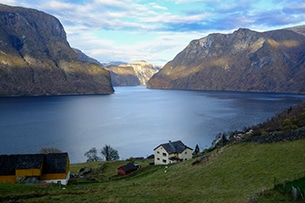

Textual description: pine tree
[193,144,200,155]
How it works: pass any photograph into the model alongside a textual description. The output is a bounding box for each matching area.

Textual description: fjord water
[1,86,305,163]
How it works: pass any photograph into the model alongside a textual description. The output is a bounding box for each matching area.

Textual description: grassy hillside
[1,139,305,202]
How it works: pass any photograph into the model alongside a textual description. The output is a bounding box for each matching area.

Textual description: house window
[162,153,166,157]
[157,151,160,154]
[185,151,187,154]
[157,158,160,160]
[162,159,166,163]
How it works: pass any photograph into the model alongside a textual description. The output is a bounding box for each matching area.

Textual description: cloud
[11,1,305,33]
[1,0,17,4]
[283,2,305,15]
[35,0,163,32]
[3,0,305,65]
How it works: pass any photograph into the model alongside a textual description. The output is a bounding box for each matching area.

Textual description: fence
[274,172,305,201]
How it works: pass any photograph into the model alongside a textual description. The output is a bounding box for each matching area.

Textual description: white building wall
[178,148,193,161]
[154,146,169,165]
[41,171,70,185]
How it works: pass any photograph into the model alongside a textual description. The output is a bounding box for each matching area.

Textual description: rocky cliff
[105,61,161,86]
[0,4,113,96]
[147,27,305,93]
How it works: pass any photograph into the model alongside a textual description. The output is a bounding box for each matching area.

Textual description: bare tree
[84,147,101,162]
[101,145,119,161]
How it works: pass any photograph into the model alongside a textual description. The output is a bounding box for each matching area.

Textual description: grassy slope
[1,139,305,203]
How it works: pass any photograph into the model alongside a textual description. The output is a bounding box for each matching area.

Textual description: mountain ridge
[147,26,305,93]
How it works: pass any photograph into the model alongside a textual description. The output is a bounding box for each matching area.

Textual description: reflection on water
[1,86,305,163]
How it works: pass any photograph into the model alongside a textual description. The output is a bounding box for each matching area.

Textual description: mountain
[147,27,305,93]
[286,25,305,36]
[0,4,113,96]
[73,48,102,66]
[73,52,161,86]
[105,61,161,86]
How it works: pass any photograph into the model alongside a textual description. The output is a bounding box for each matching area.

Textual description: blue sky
[3,0,305,65]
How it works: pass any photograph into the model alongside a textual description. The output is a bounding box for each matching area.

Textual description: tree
[101,145,119,161]
[193,144,200,156]
[39,147,62,154]
[84,147,101,162]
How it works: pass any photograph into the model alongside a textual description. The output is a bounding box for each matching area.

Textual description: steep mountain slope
[73,48,102,66]
[0,4,113,96]
[286,25,305,36]
[147,27,305,93]
[105,61,161,86]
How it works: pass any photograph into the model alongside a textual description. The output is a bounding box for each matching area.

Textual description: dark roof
[42,153,69,173]
[16,154,44,169]
[154,140,192,154]
[0,155,18,175]
[119,163,139,172]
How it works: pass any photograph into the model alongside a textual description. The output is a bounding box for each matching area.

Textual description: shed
[41,153,70,185]
[117,163,140,176]
[0,153,70,185]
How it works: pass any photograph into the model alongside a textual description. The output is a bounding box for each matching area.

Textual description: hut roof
[119,163,139,172]
[0,155,18,175]
[42,153,69,173]
[16,154,44,169]
[154,140,192,154]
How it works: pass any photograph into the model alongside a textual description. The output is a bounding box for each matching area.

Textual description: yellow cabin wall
[41,173,67,180]
[41,159,69,181]
[66,158,70,172]
[0,176,16,184]
[15,168,42,177]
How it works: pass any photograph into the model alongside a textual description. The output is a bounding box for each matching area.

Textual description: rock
[79,167,92,177]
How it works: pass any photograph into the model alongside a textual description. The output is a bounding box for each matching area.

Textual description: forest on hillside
[253,101,305,135]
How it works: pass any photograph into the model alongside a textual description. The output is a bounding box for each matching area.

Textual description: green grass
[1,139,305,202]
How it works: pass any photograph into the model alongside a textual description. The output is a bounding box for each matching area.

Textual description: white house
[154,140,193,165]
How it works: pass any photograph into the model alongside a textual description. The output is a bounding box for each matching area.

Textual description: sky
[2,0,305,66]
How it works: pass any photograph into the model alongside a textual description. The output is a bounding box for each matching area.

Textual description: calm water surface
[1,86,305,163]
